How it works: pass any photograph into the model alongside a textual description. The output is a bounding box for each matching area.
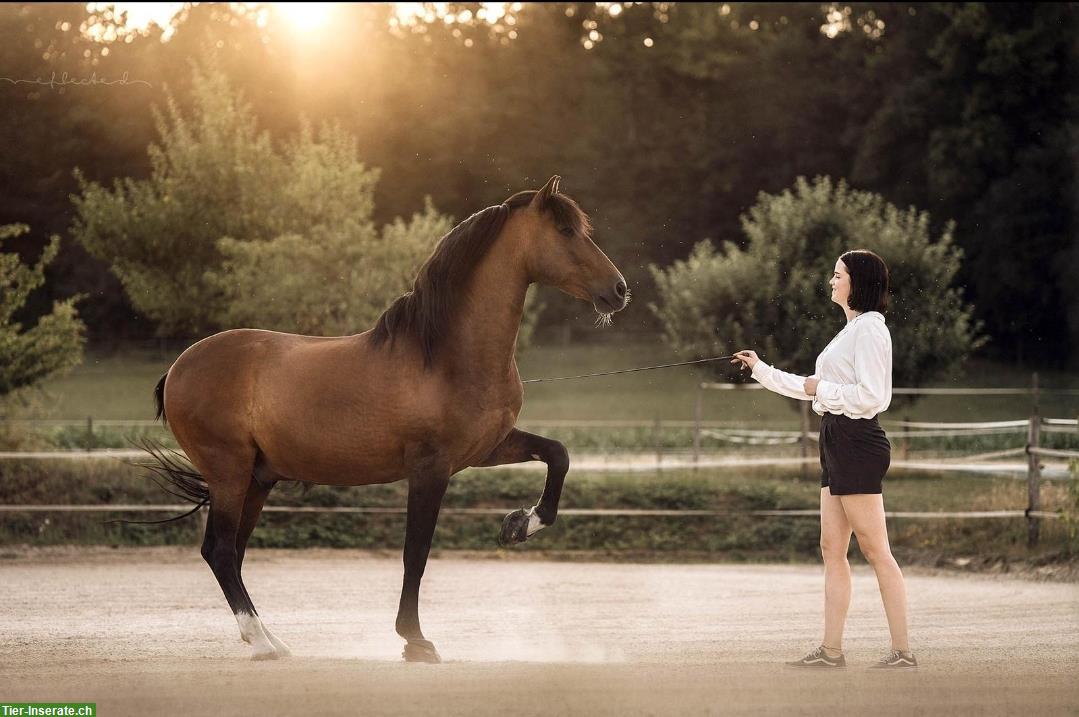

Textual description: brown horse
[148,176,628,662]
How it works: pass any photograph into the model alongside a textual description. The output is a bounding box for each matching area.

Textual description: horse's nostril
[615,281,627,299]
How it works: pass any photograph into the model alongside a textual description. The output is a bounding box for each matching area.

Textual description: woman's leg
[820,487,853,654]
[840,494,910,652]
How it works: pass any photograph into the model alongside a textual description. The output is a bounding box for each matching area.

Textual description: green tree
[648,176,983,404]
[851,3,1078,365]
[210,199,436,338]
[0,224,85,397]
[69,66,547,342]
[70,66,292,335]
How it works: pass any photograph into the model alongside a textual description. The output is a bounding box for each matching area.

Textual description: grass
[21,340,1079,425]
[33,351,174,420]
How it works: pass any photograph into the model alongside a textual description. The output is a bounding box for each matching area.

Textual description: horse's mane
[369,189,591,368]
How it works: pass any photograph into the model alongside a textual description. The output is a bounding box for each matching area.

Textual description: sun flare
[271,2,335,33]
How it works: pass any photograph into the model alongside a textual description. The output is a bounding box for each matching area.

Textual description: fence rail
[699,384,1079,396]
[0,504,1064,520]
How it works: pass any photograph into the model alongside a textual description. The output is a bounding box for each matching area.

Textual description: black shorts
[819,413,891,495]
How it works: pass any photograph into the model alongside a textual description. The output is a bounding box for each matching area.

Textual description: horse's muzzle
[593,279,629,313]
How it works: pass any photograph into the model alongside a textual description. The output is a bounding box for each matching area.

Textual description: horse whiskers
[592,287,629,328]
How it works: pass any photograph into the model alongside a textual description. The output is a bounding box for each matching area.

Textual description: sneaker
[786,645,846,668]
[870,649,918,668]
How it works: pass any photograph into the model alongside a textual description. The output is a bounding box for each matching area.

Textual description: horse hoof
[403,639,442,664]
[264,630,292,657]
[250,646,280,661]
[498,508,529,547]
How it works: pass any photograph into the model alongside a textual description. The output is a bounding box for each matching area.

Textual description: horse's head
[509,176,629,323]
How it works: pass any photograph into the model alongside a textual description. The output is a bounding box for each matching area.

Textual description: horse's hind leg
[237,467,276,572]
[233,473,291,656]
[197,458,282,661]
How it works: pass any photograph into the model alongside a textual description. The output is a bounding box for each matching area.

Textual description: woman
[731,250,916,669]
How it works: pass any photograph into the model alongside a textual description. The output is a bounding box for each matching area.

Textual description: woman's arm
[751,361,815,401]
[733,350,814,401]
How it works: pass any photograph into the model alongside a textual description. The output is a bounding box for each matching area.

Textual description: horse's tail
[153,373,168,425]
[107,439,209,526]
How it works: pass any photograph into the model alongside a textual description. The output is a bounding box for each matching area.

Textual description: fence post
[799,401,810,480]
[693,385,703,465]
[901,414,910,461]
[1026,372,1041,547]
[654,417,663,466]
[85,416,93,452]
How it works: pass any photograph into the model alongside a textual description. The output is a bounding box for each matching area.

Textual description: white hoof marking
[525,506,546,537]
[262,623,292,657]
[236,612,278,660]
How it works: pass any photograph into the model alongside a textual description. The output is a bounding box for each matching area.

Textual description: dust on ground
[1,547,1076,716]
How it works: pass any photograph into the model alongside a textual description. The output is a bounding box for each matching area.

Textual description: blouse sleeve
[814,325,891,414]
[750,361,814,401]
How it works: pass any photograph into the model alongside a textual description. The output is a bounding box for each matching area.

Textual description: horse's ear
[530,175,561,210]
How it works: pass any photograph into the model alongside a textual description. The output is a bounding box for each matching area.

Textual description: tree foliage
[0,224,85,397]
[69,67,548,343]
[850,3,1078,364]
[1,2,1074,363]
[70,67,295,334]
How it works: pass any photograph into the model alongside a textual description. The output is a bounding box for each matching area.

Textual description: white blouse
[749,311,892,420]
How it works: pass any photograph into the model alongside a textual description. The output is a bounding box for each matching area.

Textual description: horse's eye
[560,226,575,238]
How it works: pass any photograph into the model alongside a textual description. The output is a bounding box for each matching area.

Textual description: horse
[147,176,629,663]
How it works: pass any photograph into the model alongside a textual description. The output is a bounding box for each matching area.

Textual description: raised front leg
[396,469,450,663]
[477,428,569,546]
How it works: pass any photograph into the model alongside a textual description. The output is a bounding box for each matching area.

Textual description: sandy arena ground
[0,547,1076,716]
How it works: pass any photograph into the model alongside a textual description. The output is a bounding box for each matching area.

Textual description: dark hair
[370,189,590,368]
[839,249,889,313]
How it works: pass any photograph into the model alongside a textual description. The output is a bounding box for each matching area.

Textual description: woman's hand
[804,376,820,396]
[731,350,760,371]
